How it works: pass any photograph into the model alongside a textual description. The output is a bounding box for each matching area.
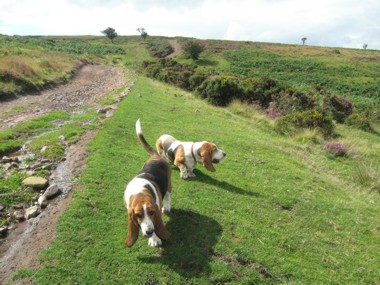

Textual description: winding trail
[0,65,125,130]
[0,64,132,284]
[167,39,183,58]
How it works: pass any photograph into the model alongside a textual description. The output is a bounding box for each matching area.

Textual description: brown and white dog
[124,119,171,247]
[156,134,226,179]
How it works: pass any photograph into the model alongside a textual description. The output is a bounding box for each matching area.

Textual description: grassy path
[10,76,379,284]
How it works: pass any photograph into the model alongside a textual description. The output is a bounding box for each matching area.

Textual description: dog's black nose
[223,152,226,157]
[146,229,154,235]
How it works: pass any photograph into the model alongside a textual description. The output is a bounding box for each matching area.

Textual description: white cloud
[0,0,379,49]
[223,22,247,41]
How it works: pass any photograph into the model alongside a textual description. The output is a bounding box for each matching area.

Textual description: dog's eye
[135,213,143,219]
[149,211,155,216]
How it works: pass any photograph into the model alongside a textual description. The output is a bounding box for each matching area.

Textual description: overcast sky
[1,0,379,50]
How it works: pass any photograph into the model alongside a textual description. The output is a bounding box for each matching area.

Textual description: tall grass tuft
[228,99,263,119]
[354,163,380,193]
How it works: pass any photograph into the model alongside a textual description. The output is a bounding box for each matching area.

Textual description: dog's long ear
[154,208,170,240]
[125,209,139,247]
[200,144,216,172]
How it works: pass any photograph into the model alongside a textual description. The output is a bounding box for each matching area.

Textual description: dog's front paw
[162,193,171,213]
[188,171,196,178]
[162,205,171,213]
[148,234,162,247]
[180,171,189,179]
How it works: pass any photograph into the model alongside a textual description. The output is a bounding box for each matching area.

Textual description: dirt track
[0,65,125,130]
[0,64,127,284]
[167,39,183,58]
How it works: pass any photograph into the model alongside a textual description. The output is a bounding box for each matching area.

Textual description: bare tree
[363,44,368,50]
[301,37,307,45]
[137,28,148,40]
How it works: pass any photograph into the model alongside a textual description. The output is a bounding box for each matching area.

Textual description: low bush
[144,58,195,89]
[240,77,280,107]
[188,70,208,90]
[196,75,242,106]
[346,113,374,132]
[146,39,174,58]
[272,89,316,114]
[143,59,367,135]
[274,109,335,137]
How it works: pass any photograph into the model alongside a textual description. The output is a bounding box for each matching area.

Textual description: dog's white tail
[135,119,156,156]
[136,119,143,135]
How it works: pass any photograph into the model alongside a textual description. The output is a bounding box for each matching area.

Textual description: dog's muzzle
[213,152,226,163]
[143,229,154,238]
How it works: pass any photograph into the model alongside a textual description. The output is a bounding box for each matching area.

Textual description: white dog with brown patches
[156,134,226,179]
[124,119,171,247]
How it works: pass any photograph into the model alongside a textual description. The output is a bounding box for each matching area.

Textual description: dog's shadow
[187,169,261,197]
[139,208,222,279]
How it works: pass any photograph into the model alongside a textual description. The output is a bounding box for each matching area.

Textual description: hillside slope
[15,76,378,285]
[1,35,379,284]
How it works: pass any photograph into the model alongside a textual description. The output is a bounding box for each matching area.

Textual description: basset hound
[124,119,172,247]
[156,134,226,179]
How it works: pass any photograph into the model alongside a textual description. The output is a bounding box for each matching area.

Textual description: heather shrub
[324,142,349,157]
[146,40,174,58]
[265,103,283,119]
[323,94,353,123]
[240,77,267,105]
[196,75,242,106]
[157,67,194,89]
[272,90,316,114]
[144,63,162,78]
[144,58,195,90]
[240,77,283,107]
[188,70,208,91]
[240,77,316,115]
[346,113,374,132]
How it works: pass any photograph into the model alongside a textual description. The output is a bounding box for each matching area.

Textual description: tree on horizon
[101,27,118,43]
[137,28,148,40]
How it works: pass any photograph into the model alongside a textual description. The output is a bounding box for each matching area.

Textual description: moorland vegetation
[0,34,379,284]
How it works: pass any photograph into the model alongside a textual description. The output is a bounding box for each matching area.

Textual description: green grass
[0,110,100,209]
[12,76,379,284]
[0,172,31,208]
[0,111,70,155]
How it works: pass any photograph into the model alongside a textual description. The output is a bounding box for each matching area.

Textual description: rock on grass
[22,176,48,189]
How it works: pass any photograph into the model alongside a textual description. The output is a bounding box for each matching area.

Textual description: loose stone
[43,184,61,199]
[24,205,40,220]
[22,176,48,189]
